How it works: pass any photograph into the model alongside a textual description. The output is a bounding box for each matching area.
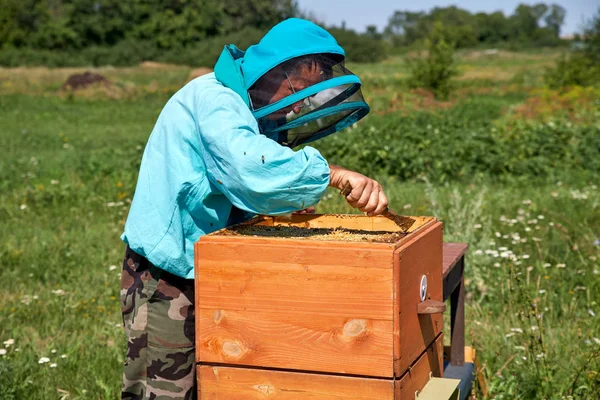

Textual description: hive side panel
[195,241,395,377]
[198,366,395,400]
[195,242,393,318]
[394,333,444,399]
[197,309,393,377]
[393,222,443,376]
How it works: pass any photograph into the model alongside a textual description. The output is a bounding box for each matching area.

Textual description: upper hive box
[195,214,444,399]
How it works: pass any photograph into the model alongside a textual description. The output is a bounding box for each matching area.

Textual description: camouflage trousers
[120,246,196,400]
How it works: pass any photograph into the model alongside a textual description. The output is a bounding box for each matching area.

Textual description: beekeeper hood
[214,18,370,147]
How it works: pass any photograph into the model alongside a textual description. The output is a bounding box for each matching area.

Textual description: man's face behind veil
[249,60,326,120]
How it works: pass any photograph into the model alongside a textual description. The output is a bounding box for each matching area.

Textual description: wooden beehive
[195,214,444,399]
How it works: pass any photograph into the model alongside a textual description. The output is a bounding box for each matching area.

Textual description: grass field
[1,50,599,399]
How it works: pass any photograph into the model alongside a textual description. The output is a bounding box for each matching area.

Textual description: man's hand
[329,165,388,216]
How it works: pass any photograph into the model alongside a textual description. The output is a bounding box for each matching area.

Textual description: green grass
[1,51,599,399]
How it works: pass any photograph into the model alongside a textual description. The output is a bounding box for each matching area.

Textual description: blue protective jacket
[121,19,346,279]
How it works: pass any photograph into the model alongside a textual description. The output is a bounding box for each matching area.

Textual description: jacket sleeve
[196,90,330,215]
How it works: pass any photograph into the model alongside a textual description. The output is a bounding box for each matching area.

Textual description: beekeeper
[120,18,388,399]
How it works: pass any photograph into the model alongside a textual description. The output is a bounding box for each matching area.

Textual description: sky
[296,0,599,36]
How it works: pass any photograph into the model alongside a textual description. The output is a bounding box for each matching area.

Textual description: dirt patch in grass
[509,86,600,123]
[373,88,454,115]
[62,71,111,90]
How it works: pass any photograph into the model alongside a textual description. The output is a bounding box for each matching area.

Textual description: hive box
[195,214,444,399]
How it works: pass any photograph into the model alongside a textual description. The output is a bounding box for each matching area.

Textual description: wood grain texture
[195,244,394,318]
[198,366,395,399]
[195,243,395,376]
[395,333,444,399]
[196,308,394,376]
[393,222,443,377]
[194,214,443,382]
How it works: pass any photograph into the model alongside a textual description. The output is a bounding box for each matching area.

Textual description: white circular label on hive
[419,275,428,302]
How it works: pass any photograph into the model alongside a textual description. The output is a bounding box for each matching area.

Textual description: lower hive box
[195,214,445,399]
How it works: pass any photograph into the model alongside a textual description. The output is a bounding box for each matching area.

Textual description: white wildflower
[494,263,501,268]
[525,227,531,232]
[473,224,482,229]
[505,332,516,338]
[522,200,532,205]
[515,346,526,350]
[522,356,527,360]
[574,286,586,291]
[495,232,501,238]
[539,290,546,294]
[551,191,558,198]
[543,263,551,268]
[556,263,566,268]
[3,339,14,347]
[548,222,555,227]
[50,363,57,368]
[593,337,600,345]
[403,204,412,209]
[510,328,523,333]
[50,179,59,185]
[38,357,50,364]
[108,265,118,271]
[522,254,530,259]
[52,289,66,296]
[60,354,67,359]
[531,326,539,331]
[570,189,588,200]
[499,247,508,251]
[51,349,57,354]
[20,204,27,210]
[589,309,596,317]
[536,353,545,359]
[0,349,6,356]
[527,219,538,225]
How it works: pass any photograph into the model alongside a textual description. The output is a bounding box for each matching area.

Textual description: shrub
[406,22,458,100]
[544,8,600,88]
[0,28,266,68]
[327,28,388,63]
[313,102,600,182]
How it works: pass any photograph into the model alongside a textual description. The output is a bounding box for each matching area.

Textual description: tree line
[0,0,570,67]
[381,3,566,49]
